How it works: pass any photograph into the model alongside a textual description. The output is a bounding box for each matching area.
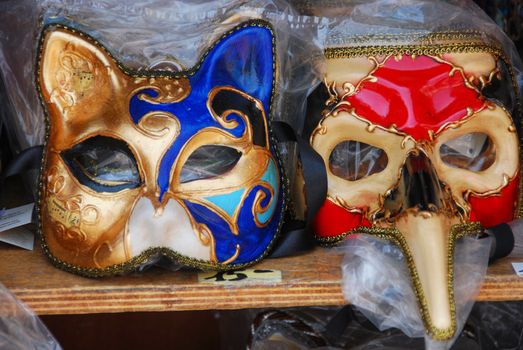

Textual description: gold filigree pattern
[45,166,100,250]
[52,42,96,113]
[135,78,191,104]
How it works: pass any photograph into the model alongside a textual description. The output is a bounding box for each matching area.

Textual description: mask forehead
[129,25,275,199]
[336,55,485,140]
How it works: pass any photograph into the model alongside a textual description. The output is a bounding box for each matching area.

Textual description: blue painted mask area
[128,23,284,265]
[184,181,284,265]
[129,25,275,199]
[204,188,247,218]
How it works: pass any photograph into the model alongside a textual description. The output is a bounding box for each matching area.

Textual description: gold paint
[327,195,364,214]
[311,108,415,219]
[47,194,82,229]
[324,78,339,107]
[72,159,134,187]
[137,80,190,104]
[136,111,180,138]
[51,41,96,114]
[436,51,499,90]
[93,241,114,269]
[252,181,277,228]
[315,222,481,340]
[196,223,217,263]
[433,105,519,214]
[430,54,490,93]
[222,244,241,265]
[464,172,516,200]
[170,85,272,194]
[207,86,269,146]
[433,103,488,136]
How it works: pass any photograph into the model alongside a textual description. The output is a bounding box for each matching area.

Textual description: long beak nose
[382,152,460,340]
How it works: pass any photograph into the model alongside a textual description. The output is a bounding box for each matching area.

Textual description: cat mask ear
[38,27,124,117]
[191,23,275,113]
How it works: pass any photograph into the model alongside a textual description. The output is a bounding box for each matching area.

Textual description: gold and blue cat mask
[36,20,285,276]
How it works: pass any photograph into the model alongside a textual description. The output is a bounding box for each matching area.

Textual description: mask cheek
[42,152,142,268]
[468,174,520,228]
[313,199,371,238]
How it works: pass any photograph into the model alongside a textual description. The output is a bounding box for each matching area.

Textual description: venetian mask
[307,33,521,339]
[37,20,285,276]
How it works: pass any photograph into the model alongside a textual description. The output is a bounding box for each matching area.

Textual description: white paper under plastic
[0,282,61,350]
[341,234,491,350]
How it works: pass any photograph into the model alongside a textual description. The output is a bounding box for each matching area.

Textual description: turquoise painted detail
[204,188,246,218]
[257,159,279,225]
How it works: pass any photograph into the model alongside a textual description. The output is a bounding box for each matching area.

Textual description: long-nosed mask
[306,32,521,339]
[37,20,285,276]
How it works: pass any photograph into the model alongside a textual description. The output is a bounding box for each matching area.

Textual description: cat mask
[37,20,286,276]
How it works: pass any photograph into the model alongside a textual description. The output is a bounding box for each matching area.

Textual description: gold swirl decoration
[252,182,276,228]
[134,77,191,104]
[45,166,101,249]
[53,42,96,112]
[136,111,180,139]
[206,86,269,145]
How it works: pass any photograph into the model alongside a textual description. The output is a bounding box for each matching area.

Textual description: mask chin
[127,196,212,261]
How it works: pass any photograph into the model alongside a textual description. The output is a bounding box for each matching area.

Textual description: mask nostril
[139,194,169,217]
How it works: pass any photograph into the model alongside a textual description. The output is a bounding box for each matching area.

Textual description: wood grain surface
[0,240,522,315]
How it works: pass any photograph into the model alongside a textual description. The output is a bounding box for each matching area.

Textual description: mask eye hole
[329,141,388,181]
[440,132,496,172]
[61,136,141,192]
[180,145,241,183]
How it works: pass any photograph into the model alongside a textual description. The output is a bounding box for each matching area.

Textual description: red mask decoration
[308,34,520,340]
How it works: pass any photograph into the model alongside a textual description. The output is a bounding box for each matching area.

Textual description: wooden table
[1,242,522,316]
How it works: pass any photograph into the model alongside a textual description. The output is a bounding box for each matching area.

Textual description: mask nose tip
[154,205,165,217]
[141,188,169,217]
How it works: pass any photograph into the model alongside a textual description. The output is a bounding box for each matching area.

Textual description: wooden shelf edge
[1,244,523,315]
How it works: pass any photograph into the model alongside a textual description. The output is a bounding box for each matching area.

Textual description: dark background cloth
[475,0,523,56]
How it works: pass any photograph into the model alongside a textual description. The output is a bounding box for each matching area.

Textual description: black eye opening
[440,132,495,172]
[180,145,242,183]
[329,140,388,181]
[61,136,141,192]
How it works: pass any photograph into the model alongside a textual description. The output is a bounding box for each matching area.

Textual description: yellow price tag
[198,269,282,284]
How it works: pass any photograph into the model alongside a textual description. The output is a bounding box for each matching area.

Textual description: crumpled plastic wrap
[0,282,60,350]
[340,235,491,349]
[246,302,523,349]
[0,0,327,150]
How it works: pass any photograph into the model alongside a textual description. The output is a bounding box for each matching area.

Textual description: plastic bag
[340,235,491,349]
[0,0,326,151]
[0,282,60,350]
